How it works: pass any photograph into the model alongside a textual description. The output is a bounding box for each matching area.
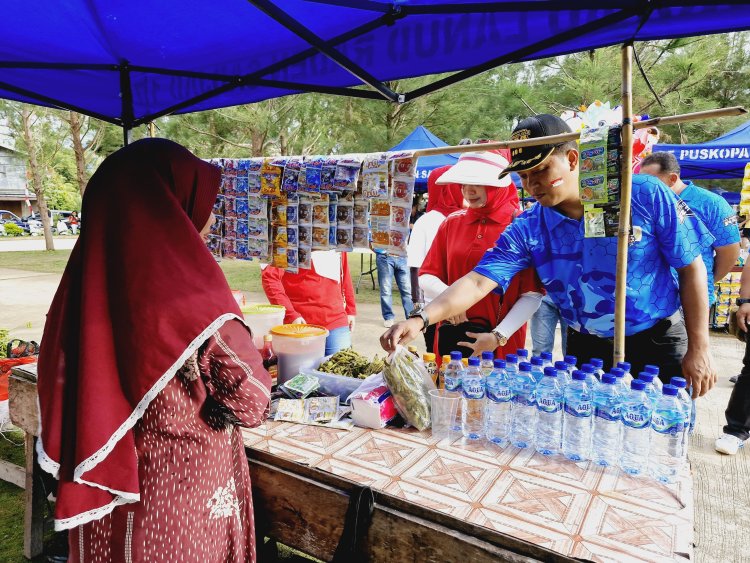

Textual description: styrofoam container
[241,304,286,349]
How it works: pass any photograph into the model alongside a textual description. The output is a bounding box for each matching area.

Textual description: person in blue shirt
[382,114,718,399]
[640,151,740,306]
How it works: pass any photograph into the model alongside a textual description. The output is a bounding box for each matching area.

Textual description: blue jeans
[530,296,568,357]
[325,326,352,356]
[376,253,413,321]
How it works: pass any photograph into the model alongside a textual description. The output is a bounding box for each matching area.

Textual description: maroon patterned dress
[68,320,271,562]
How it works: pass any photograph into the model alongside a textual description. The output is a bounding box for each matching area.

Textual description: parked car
[28,210,80,234]
[0,210,30,234]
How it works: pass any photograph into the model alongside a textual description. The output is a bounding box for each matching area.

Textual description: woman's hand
[380,318,423,353]
[292,316,306,324]
[348,315,356,332]
[736,303,750,332]
[457,332,498,357]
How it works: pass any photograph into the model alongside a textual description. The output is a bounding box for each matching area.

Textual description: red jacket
[261,253,356,330]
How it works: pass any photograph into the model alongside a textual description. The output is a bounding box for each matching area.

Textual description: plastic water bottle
[619,380,652,475]
[564,355,578,377]
[530,356,545,384]
[591,374,621,466]
[485,359,512,446]
[562,370,593,461]
[505,353,519,378]
[644,364,663,390]
[540,351,554,369]
[516,348,530,362]
[535,367,564,455]
[590,358,605,381]
[580,363,599,390]
[461,357,485,440]
[649,384,688,483]
[610,367,629,396]
[670,376,694,435]
[555,361,572,385]
[479,351,495,378]
[638,372,661,408]
[444,352,464,431]
[617,361,634,386]
[509,362,537,448]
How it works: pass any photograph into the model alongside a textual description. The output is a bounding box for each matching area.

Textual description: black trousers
[725,334,750,440]
[566,311,687,386]
[424,323,437,354]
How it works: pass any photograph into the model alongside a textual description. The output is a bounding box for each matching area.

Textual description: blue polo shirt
[677,181,739,305]
[474,175,714,338]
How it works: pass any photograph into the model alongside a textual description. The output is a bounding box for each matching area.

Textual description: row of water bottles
[442,349,692,484]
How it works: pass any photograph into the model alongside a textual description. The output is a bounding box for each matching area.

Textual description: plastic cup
[429,389,460,439]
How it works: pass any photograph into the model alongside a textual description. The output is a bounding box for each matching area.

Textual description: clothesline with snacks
[206,151,417,273]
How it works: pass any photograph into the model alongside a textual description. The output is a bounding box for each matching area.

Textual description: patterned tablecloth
[242,422,693,563]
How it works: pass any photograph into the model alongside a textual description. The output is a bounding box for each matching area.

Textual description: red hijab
[37,138,244,530]
[426,165,465,216]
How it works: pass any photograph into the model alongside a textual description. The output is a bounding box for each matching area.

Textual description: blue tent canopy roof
[1,2,750,126]
[653,119,750,179]
[389,126,459,186]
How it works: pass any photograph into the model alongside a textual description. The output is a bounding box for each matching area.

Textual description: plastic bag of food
[382,345,435,431]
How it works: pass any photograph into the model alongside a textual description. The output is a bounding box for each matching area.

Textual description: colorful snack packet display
[334,156,362,191]
[304,156,324,193]
[261,158,283,197]
[321,156,338,192]
[579,127,609,205]
[282,157,302,193]
[361,153,389,198]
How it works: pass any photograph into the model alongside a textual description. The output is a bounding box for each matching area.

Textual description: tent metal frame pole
[120,62,135,146]
[614,43,635,365]
[246,0,403,102]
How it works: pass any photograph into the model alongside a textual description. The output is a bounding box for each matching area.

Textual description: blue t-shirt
[474,175,714,338]
[677,181,739,305]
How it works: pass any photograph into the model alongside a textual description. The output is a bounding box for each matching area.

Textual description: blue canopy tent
[653,119,750,179]
[1,2,749,138]
[388,126,458,190]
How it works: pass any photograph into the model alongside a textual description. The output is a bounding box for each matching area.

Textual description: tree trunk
[21,108,54,251]
[69,111,88,195]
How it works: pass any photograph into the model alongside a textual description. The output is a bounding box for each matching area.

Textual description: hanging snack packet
[261,158,283,197]
[583,206,606,238]
[274,226,288,246]
[223,196,237,218]
[248,196,267,218]
[334,155,363,191]
[213,194,224,216]
[336,227,354,251]
[327,193,338,225]
[390,154,416,178]
[328,225,337,248]
[312,226,330,251]
[361,153,389,198]
[248,238,269,259]
[286,248,299,274]
[282,157,302,193]
[336,203,353,226]
[321,156,338,192]
[298,246,311,270]
[235,175,249,196]
[313,198,330,226]
[298,225,312,247]
[286,201,298,225]
[236,219,249,238]
[210,215,223,236]
[298,198,313,225]
[236,240,250,261]
[272,203,287,225]
[248,217,269,239]
[304,156,324,193]
[578,127,609,205]
[222,238,237,259]
[248,158,263,195]
[286,225,298,246]
[223,216,238,239]
[273,245,288,269]
[389,228,409,256]
[353,226,368,249]
[235,196,250,220]
[391,178,415,206]
[206,235,222,259]
[223,175,237,197]
[389,204,409,229]
[353,196,369,227]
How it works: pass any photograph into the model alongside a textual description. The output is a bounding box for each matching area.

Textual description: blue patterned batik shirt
[474,175,714,338]
[677,181,739,305]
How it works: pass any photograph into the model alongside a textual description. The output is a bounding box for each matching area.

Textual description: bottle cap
[543,366,558,377]
[462,358,469,367]
[581,363,595,373]
[468,356,480,366]
[531,356,544,366]
[638,372,655,383]
[645,364,660,375]
[442,355,451,364]
[572,370,586,381]
[610,367,625,378]
[517,348,529,357]
[505,353,518,364]
[631,380,646,391]
[540,351,553,361]
[564,355,577,365]
[601,374,616,385]
[519,361,532,372]
[263,334,273,342]
[617,361,631,371]
[590,358,604,368]
[493,359,507,369]
[408,345,418,352]
[423,353,436,362]
[481,351,494,361]
[450,351,462,361]
[554,361,568,370]
[662,384,678,396]
[670,376,687,389]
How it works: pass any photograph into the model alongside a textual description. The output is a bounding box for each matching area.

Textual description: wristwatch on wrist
[737,298,750,306]
[491,329,508,347]
[408,308,430,333]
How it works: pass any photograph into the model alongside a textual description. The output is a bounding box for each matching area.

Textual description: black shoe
[730,374,739,383]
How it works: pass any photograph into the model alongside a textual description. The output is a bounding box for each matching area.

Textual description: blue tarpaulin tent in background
[653,119,750,179]
[1,3,749,133]
[388,126,458,190]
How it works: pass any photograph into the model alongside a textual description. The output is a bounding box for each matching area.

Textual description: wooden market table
[8,365,694,562]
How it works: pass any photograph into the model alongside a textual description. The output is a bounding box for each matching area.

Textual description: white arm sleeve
[419,274,449,302]
[496,292,544,338]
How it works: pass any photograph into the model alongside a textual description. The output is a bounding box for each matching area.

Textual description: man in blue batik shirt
[640,151,740,306]
[382,114,718,399]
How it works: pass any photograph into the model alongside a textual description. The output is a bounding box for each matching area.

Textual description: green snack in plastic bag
[382,346,434,431]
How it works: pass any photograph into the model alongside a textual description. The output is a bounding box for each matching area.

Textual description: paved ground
[0,265,747,562]
[0,236,77,252]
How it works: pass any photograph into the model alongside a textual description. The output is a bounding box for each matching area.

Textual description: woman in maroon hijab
[37,139,271,562]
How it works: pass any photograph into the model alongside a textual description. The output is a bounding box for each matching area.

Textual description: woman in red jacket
[420,149,544,358]
[262,250,356,355]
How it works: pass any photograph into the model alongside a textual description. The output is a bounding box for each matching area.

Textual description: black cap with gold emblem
[500,114,573,179]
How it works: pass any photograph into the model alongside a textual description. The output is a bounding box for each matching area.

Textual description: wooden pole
[410,106,746,159]
[614,43,634,365]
